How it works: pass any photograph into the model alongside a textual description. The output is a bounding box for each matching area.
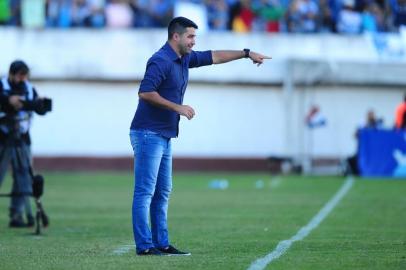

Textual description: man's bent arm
[139,91,178,111]
[212,50,271,66]
[139,91,195,120]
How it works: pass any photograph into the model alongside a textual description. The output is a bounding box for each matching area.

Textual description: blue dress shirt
[130,42,213,138]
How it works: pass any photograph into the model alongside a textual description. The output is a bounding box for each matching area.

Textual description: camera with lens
[20,98,52,115]
[5,82,52,115]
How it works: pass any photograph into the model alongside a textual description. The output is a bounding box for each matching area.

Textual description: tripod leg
[35,208,41,235]
[37,200,49,227]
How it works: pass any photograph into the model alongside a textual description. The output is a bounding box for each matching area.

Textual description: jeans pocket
[143,132,164,146]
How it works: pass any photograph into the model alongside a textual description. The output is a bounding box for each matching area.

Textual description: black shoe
[158,245,191,256]
[136,247,165,256]
[9,219,28,228]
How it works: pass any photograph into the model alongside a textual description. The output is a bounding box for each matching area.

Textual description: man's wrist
[243,48,250,58]
[174,103,182,113]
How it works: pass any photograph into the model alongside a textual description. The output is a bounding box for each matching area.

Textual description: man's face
[9,72,28,91]
[367,111,375,121]
[9,72,28,85]
[177,27,196,56]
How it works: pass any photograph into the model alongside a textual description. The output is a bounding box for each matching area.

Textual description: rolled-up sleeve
[189,50,213,68]
[139,57,169,93]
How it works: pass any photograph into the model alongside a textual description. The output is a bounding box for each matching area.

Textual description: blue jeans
[0,142,33,219]
[129,129,172,252]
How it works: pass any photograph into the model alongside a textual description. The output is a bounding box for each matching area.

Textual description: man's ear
[173,33,180,42]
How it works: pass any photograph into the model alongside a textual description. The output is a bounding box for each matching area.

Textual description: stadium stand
[0,0,404,33]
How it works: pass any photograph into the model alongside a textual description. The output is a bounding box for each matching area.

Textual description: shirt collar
[163,42,181,61]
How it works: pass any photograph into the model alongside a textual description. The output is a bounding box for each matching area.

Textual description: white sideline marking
[113,244,135,255]
[248,177,354,270]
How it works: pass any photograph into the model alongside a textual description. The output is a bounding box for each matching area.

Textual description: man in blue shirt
[129,16,271,256]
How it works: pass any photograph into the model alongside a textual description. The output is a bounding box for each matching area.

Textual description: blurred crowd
[0,0,405,33]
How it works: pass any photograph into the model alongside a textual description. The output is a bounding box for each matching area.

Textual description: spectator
[8,0,21,26]
[305,105,327,128]
[318,0,335,32]
[362,1,386,32]
[146,0,174,28]
[89,0,105,27]
[231,0,255,32]
[394,93,406,129]
[0,0,11,25]
[21,0,46,28]
[206,0,229,31]
[46,0,73,28]
[345,109,383,175]
[227,0,242,29]
[337,0,362,34]
[132,0,151,27]
[363,109,383,128]
[390,0,406,28]
[252,0,286,32]
[0,0,400,32]
[105,0,133,28]
[133,0,174,28]
[354,0,369,13]
[46,0,62,27]
[71,0,92,27]
[70,0,104,27]
[287,0,319,33]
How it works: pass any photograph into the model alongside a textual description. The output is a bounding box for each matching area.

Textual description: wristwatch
[243,48,250,58]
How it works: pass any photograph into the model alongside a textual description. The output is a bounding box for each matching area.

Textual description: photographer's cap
[9,60,29,75]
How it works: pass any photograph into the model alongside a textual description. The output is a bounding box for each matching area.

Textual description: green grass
[0,172,405,270]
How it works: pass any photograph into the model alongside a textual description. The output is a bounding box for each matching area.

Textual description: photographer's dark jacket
[0,77,39,145]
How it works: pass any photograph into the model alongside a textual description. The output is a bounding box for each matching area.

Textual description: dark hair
[168,17,198,40]
[9,60,29,75]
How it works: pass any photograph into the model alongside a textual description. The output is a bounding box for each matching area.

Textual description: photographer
[0,60,51,228]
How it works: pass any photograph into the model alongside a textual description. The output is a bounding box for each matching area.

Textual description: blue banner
[358,129,406,178]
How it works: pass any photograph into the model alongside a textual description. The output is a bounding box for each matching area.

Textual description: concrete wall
[1,28,406,84]
[29,81,402,160]
[1,28,405,161]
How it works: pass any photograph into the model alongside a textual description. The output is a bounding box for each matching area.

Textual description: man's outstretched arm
[212,50,272,66]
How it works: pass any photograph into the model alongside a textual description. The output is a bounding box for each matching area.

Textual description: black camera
[21,98,52,115]
[6,82,52,115]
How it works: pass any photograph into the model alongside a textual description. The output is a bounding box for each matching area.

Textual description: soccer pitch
[0,172,405,270]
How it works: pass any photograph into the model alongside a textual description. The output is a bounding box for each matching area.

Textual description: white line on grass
[112,244,135,255]
[248,176,354,270]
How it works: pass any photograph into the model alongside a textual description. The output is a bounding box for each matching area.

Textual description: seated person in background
[287,0,319,33]
[345,109,383,175]
[337,0,362,34]
[362,109,383,129]
[390,0,406,29]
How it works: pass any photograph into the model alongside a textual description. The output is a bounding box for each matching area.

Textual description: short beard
[178,44,189,56]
